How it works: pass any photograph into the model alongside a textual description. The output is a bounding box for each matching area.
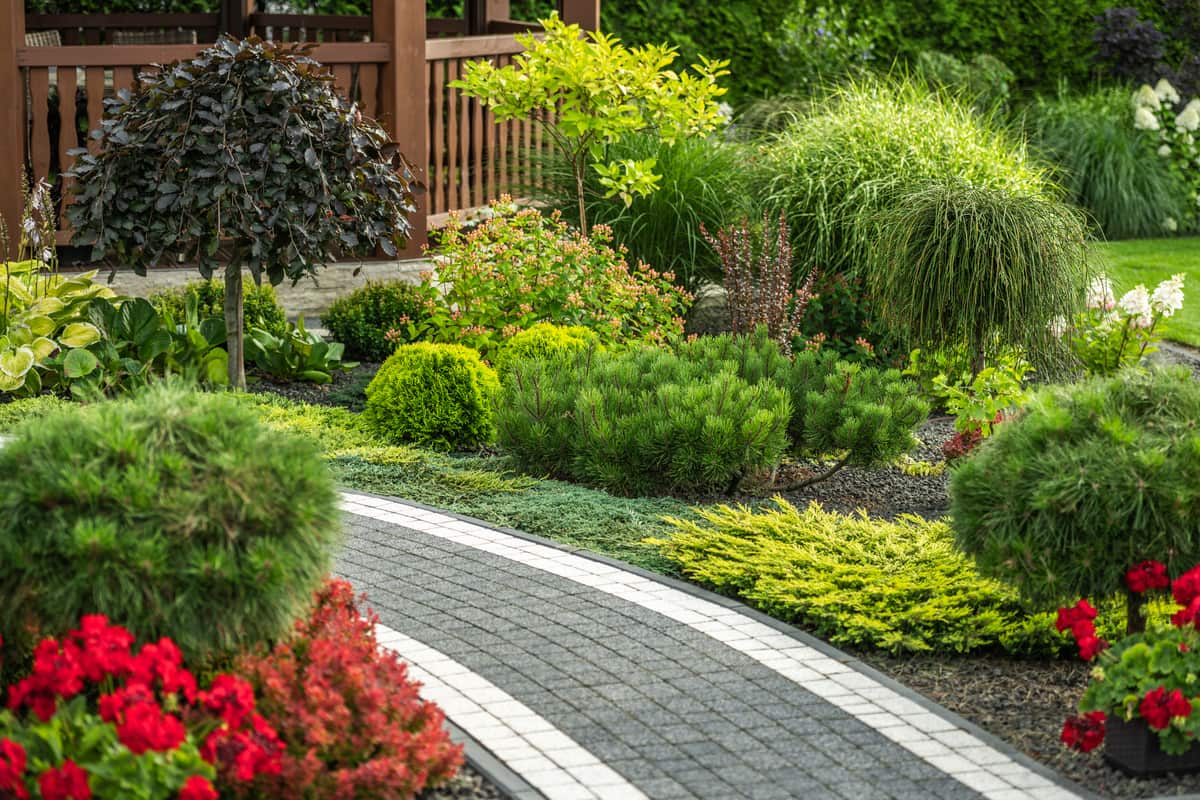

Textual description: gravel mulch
[418,764,507,800]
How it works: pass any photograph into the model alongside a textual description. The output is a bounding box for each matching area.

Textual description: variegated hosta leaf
[23,315,56,337]
[30,336,58,361]
[29,296,67,316]
[0,346,35,379]
[59,322,102,348]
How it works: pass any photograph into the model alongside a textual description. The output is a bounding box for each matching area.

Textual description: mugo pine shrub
[497,340,791,496]
[364,343,500,451]
[782,348,929,487]
[0,383,339,663]
[951,367,1200,607]
[321,281,431,363]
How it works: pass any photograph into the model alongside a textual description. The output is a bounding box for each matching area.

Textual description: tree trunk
[224,265,246,389]
[1126,589,1146,636]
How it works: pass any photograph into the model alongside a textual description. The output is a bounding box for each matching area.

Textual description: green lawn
[1093,237,1200,347]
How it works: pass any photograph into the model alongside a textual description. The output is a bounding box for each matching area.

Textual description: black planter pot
[1105,717,1200,777]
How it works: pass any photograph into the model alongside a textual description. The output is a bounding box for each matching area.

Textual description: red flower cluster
[2,615,284,799]
[1061,711,1106,752]
[1055,599,1108,661]
[1126,560,1170,593]
[1173,566,1200,627]
[234,579,462,799]
[0,739,27,800]
[1140,687,1194,730]
[38,761,90,800]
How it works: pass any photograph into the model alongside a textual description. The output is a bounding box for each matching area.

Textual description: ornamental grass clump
[755,77,1053,281]
[364,343,499,452]
[0,383,340,664]
[951,367,1200,611]
[871,180,1089,371]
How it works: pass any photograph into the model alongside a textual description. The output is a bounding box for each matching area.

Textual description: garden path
[337,491,1092,800]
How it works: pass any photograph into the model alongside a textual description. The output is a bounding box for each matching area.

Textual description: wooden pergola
[0,0,600,258]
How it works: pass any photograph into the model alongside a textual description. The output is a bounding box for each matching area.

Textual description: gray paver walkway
[337,492,1090,800]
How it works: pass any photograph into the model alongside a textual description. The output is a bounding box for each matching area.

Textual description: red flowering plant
[233,579,462,799]
[1061,563,1200,756]
[0,616,282,799]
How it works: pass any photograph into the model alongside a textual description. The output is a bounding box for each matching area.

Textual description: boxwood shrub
[321,281,431,362]
[364,343,500,452]
[0,383,339,664]
[493,323,600,379]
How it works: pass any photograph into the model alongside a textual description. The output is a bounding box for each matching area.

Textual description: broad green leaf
[62,348,99,379]
[59,322,102,348]
[24,315,56,337]
[0,346,34,378]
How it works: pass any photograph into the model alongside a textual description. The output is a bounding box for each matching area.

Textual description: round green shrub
[0,383,339,663]
[364,343,500,451]
[951,367,1200,606]
[151,278,288,337]
[493,323,600,378]
[321,281,431,363]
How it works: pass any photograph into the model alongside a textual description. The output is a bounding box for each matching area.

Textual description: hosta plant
[1058,273,1186,376]
[0,615,283,799]
[245,317,356,385]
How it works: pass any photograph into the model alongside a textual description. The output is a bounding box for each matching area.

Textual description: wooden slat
[426,19,469,36]
[533,110,542,190]
[56,65,78,205]
[111,66,136,98]
[332,63,352,96]
[431,59,445,215]
[446,59,458,216]
[521,113,532,195]
[29,68,52,187]
[27,13,219,29]
[84,67,103,153]
[357,61,378,118]
[17,42,391,67]
[471,93,484,207]
[496,55,509,198]
[459,70,471,210]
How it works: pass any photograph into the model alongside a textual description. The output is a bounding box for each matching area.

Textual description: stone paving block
[339,496,1088,800]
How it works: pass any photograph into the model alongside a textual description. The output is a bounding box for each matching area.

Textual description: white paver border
[344,493,1084,800]
[376,623,648,800]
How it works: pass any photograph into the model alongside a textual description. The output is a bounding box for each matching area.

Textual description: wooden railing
[25,13,222,45]
[425,34,553,217]
[1,0,600,259]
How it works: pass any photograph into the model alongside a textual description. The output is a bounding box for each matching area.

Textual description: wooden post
[486,0,511,29]
[374,0,428,257]
[559,0,600,31]
[0,3,23,257]
[221,0,252,38]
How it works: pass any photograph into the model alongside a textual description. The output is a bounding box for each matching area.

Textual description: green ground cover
[1094,237,1200,347]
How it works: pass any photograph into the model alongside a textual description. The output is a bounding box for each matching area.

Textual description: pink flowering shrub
[418,199,691,358]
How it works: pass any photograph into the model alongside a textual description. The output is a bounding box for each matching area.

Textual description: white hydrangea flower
[1150,273,1185,317]
[1135,106,1160,131]
[1177,104,1200,133]
[1086,276,1116,311]
[1047,315,1068,339]
[1119,285,1154,329]
[1155,78,1180,105]
[1165,216,1179,232]
[1159,143,1172,157]
[1134,85,1162,110]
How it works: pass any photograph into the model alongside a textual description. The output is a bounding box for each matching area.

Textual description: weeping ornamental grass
[533,133,750,291]
[755,78,1054,280]
[1027,87,1190,240]
[872,181,1089,367]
